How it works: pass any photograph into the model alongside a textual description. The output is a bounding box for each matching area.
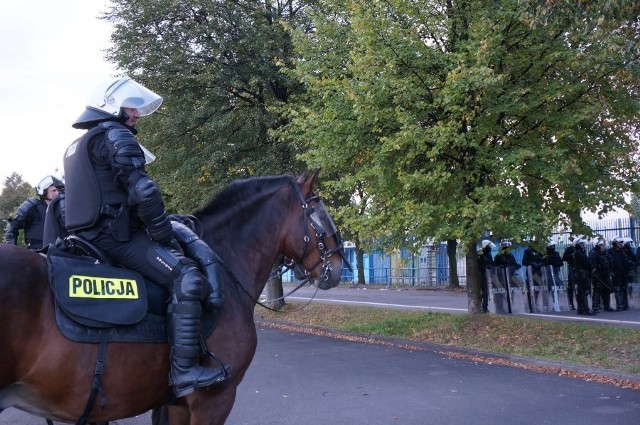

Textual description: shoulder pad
[14,198,39,220]
[105,126,136,144]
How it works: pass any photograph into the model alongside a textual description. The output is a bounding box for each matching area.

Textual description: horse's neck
[205,204,290,301]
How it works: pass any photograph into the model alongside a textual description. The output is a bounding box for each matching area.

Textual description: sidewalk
[279,283,640,328]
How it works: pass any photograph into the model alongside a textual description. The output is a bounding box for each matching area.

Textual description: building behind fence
[283,216,640,287]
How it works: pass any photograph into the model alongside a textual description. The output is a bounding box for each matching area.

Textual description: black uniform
[477,245,494,313]
[574,243,594,315]
[589,245,614,312]
[64,118,227,397]
[561,245,577,309]
[43,191,67,246]
[608,245,630,311]
[522,247,545,310]
[622,244,637,310]
[4,198,48,249]
[544,245,564,290]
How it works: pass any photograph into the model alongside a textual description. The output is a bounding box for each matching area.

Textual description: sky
[0,0,117,189]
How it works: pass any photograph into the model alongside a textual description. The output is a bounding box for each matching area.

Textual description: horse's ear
[297,169,320,195]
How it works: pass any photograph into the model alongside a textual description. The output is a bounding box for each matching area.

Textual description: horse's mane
[193,175,296,222]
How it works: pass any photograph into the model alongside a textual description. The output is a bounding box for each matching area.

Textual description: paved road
[3,326,639,425]
[3,284,639,424]
[274,283,640,328]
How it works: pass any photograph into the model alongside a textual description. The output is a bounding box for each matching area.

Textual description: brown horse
[0,171,345,425]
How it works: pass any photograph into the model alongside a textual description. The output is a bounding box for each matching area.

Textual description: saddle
[46,235,214,344]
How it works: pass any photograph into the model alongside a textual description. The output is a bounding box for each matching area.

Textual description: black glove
[146,211,173,245]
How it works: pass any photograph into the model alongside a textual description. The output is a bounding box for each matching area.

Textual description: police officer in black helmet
[4,175,64,250]
[64,77,229,397]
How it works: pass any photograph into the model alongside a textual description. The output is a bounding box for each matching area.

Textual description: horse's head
[283,170,346,290]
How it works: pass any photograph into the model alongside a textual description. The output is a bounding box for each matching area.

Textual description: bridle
[228,179,352,311]
[280,180,351,285]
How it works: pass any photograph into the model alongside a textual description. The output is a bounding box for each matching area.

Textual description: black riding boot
[168,300,230,397]
[171,220,225,310]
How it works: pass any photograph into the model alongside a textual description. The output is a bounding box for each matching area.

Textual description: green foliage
[279,0,640,309]
[0,173,33,220]
[103,0,314,212]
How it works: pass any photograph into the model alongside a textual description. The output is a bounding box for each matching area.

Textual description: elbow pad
[130,177,173,244]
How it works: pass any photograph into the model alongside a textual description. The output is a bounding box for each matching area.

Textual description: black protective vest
[24,201,47,248]
[64,122,129,231]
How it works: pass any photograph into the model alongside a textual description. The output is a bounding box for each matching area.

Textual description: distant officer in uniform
[64,77,229,397]
[589,238,614,312]
[621,238,637,310]
[4,175,64,250]
[561,237,577,310]
[608,237,630,311]
[573,237,595,315]
[477,239,495,313]
[43,179,68,247]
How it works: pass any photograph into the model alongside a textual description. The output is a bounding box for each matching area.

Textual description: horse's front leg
[187,387,238,425]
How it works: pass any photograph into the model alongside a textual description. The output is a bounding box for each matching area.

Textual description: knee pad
[173,261,207,302]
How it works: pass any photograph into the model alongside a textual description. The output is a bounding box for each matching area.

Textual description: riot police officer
[4,175,64,249]
[561,237,577,310]
[573,237,595,315]
[589,238,614,312]
[608,237,630,311]
[621,238,637,310]
[65,77,228,397]
[477,239,495,313]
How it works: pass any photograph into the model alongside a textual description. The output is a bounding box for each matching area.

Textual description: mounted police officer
[4,175,64,250]
[64,77,229,397]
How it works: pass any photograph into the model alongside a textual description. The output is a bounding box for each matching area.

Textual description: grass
[255,303,640,377]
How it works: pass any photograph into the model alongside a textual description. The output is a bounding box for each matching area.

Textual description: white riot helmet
[500,239,511,248]
[594,238,606,248]
[35,175,64,197]
[72,77,163,129]
[622,237,635,248]
[481,240,496,249]
[612,236,624,245]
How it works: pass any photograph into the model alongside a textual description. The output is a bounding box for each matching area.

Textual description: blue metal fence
[281,216,640,287]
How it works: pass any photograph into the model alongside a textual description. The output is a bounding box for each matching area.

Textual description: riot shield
[507,267,528,314]
[488,266,509,314]
[527,265,551,313]
[548,266,569,312]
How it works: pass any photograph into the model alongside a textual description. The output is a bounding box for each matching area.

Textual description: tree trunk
[465,243,482,314]
[447,239,460,288]
[355,237,365,285]
[265,268,285,310]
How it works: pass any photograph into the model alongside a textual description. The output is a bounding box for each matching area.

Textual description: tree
[104,0,320,306]
[280,0,640,312]
[0,173,34,241]
[103,0,316,212]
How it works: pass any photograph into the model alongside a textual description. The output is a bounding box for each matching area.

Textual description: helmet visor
[104,78,163,116]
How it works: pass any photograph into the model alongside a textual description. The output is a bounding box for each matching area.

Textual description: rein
[218,180,346,312]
